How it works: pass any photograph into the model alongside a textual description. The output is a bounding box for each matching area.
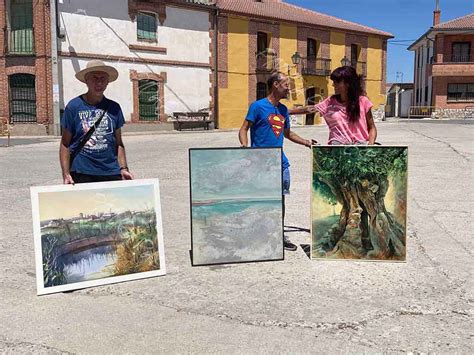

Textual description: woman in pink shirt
[295,66,377,145]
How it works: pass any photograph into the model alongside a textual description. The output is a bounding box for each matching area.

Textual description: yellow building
[216,0,393,128]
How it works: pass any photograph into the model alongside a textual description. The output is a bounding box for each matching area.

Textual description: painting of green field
[311,146,408,261]
[31,179,166,295]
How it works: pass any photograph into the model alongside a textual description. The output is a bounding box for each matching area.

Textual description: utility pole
[50,0,61,136]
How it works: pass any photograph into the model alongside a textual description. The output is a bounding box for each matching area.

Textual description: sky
[39,185,155,220]
[285,0,473,84]
[190,149,282,200]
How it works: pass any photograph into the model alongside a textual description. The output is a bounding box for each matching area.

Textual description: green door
[10,0,34,54]
[139,80,159,121]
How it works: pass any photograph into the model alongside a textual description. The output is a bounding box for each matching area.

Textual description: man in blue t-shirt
[239,72,316,251]
[59,60,133,184]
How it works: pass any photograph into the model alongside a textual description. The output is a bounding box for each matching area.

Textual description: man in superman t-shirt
[239,72,316,251]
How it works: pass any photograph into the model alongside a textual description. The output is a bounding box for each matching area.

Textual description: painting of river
[31,179,166,295]
[189,148,284,266]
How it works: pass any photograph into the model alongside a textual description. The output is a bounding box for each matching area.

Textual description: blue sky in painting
[39,185,155,220]
[190,149,282,201]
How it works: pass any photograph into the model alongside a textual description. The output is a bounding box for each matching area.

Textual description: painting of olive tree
[31,179,166,295]
[190,148,283,266]
[311,146,408,261]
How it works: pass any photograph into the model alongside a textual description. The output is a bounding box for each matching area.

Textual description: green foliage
[312,146,407,201]
[41,210,157,247]
[42,235,66,287]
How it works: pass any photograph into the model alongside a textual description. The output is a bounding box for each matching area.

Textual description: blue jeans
[282,167,290,195]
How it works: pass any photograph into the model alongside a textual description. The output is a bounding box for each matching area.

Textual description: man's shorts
[282,167,290,195]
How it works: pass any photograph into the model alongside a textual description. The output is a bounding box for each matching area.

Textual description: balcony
[7,28,35,55]
[301,57,331,76]
[256,51,277,73]
[432,54,474,76]
[351,61,367,77]
[448,54,472,63]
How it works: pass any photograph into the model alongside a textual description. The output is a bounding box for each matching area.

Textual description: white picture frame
[31,179,166,295]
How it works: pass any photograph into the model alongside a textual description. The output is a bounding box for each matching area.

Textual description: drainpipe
[213,7,219,129]
[50,0,61,136]
[425,33,436,107]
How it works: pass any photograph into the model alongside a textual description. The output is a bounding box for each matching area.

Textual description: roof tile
[217,0,392,37]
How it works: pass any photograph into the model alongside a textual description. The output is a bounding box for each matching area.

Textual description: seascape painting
[189,148,284,266]
[31,179,166,295]
[311,146,408,262]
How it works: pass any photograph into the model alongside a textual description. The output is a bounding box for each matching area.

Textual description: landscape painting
[311,146,408,262]
[189,148,284,266]
[31,179,166,295]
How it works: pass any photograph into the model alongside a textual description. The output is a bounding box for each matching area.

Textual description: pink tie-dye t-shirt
[315,96,373,144]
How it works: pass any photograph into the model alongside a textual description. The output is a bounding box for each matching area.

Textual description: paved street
[0,121,472,353]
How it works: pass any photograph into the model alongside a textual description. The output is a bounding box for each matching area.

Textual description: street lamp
[288,51,302,74]
[340,56,351,67]
[291,51,302,65]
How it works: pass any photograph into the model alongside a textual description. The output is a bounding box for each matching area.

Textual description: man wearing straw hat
[59,60,133,184]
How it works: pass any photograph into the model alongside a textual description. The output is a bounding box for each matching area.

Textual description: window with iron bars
[451,42,471,62]
[9,73,36,123]
[257,82,267,100]
[138,80,159,121]
[447,83,474,102]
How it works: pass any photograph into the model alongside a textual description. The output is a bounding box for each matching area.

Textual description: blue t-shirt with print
[61,95,125,176]
[245,98,291,168]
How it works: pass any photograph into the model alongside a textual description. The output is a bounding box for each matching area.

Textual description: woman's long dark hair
[330,66,365,123]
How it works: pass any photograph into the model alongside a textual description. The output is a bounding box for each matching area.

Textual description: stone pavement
[0,121,472,353]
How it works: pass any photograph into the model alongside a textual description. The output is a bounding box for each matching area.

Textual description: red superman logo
[268,114,285,138]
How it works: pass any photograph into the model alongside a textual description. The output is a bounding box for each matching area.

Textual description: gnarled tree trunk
[316,176,405,260]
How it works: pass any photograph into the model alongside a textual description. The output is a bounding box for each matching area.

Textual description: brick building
[408,4,474,118]
[0,0,53,135]
[216,0,392,128]
[1,0,393,134]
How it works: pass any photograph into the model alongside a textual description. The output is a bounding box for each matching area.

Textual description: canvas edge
[37,269,167,296]
[30,187,46,295]
[189,148,195,266]
[310,145,314,260]
[29,178,162,194]
[152,179,167,274]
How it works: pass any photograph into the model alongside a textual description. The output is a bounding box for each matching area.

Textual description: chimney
[433,0,441,26]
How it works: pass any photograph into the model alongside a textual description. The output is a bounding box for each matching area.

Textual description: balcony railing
[434,54,473,63]
[302,57,331,76]
[7,29,35,55]
[351,61,367,77]
[256,52,277,72]
[449,54,472,63]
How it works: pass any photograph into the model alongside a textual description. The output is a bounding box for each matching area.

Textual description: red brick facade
[432,76,474,109]
[432,33,474,109]
[248,19,279,104]
[297,26,330,61]
[345,33,368,63]
[217,16,228,90]
[0,0,53,129]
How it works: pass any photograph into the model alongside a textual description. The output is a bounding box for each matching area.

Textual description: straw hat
[75,60,119,83]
